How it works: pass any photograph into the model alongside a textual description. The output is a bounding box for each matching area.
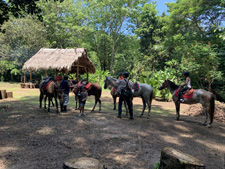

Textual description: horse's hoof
[206,124,211,128]
[147,116,150,119]
[139,114,143,117]
[175,117,179,121]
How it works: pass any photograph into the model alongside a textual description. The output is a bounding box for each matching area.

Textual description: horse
[104,76,153,117]
[39,81,64,114]
[158,79,215,127]
[72,82,102,112]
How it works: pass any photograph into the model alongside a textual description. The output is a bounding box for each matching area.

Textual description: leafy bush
[139,68,179,100]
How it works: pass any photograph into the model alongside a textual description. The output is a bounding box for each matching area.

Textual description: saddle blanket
[78,81,92,90]
[42,80,52,90]
[132,83,139,92]
[175,88,195,99]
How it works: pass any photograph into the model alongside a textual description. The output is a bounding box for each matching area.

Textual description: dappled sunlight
[0,126,10,130]
[173,124,190,132]
[8,114,22,118]
[0,146,18,154]
[73,137,87,144]
[161,135,183,146]
[36,126,56,135]
[105,153,137,164]
[195,139,225,153]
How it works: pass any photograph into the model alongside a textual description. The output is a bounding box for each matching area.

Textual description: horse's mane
[168,80,179,90]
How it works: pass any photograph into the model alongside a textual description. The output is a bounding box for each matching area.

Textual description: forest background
[0,0,224,99]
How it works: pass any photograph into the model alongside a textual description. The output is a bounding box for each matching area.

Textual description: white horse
[104,76,153,118]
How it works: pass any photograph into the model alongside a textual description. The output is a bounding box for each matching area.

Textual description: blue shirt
[60,80,70,94]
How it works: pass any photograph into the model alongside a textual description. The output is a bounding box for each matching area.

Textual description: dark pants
[179,86,189,99]
[118,94,133,118]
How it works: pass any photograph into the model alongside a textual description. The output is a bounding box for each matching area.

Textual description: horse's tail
[149,89,153,104]
[209,93,215,124]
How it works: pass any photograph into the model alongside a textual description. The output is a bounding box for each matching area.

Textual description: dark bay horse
[72,82,102,112]
[39,81,64,114]
[159,80,215,127]
[104,76,153,118]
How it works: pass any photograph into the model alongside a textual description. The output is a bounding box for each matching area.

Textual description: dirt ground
[0,89,225,169]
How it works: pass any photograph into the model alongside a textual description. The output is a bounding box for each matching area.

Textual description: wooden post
[24,71,26,83]
[30,69,32,82]
[86,68,89,82]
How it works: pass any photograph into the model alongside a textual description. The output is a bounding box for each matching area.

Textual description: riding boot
[64,106,67,112]
[60,104,64,112]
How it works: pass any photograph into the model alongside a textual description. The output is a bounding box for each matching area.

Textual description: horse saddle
[78,81,92,90]
[41,80,52,91]
[175,88,195,99]
[132,82,139,92]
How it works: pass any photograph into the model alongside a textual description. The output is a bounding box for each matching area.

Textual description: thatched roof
[22,48,95,74]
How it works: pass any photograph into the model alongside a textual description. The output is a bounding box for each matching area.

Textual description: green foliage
[169,42,222,89]
[0,14,47,67]
[0,60,21,81]
[87,70,111,87]
[139,68,179,100]
[153,162,160,169]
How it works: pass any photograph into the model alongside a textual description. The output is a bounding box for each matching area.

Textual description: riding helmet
[119,72,123,76]
[123,72,129,78]
[183,71,190,77]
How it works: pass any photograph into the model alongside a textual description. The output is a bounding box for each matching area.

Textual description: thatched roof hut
[22,48,96,74]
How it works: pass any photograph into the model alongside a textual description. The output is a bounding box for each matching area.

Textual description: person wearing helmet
[60,75,70,112]
[117,72,133,119]
[179,71,191,102]
[118,72,124,80]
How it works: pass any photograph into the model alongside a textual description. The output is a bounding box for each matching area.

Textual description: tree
[135,2,166,71]
[84,0,148,71]
[36,0,88,48]
[0,0,9,30]
[0,14,47,67]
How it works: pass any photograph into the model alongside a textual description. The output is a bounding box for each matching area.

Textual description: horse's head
[158,80,169,90]
[104,76,110,89]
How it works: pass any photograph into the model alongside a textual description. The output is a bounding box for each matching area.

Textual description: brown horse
[159,80,215,127]
[39,81,64,114]
[73,82,102,112]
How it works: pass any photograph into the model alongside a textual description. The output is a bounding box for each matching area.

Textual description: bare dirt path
[0,90,224,169]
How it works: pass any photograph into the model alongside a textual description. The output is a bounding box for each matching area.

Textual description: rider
[118,72,124,80]
[60,75,70,112]
[117,72,133,119]
[179,71,191,102]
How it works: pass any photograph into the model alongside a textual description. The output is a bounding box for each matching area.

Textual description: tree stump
[63,157,104,169]
[0,90,7,99]
[6,92,13,98]
[159,147,205,169]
